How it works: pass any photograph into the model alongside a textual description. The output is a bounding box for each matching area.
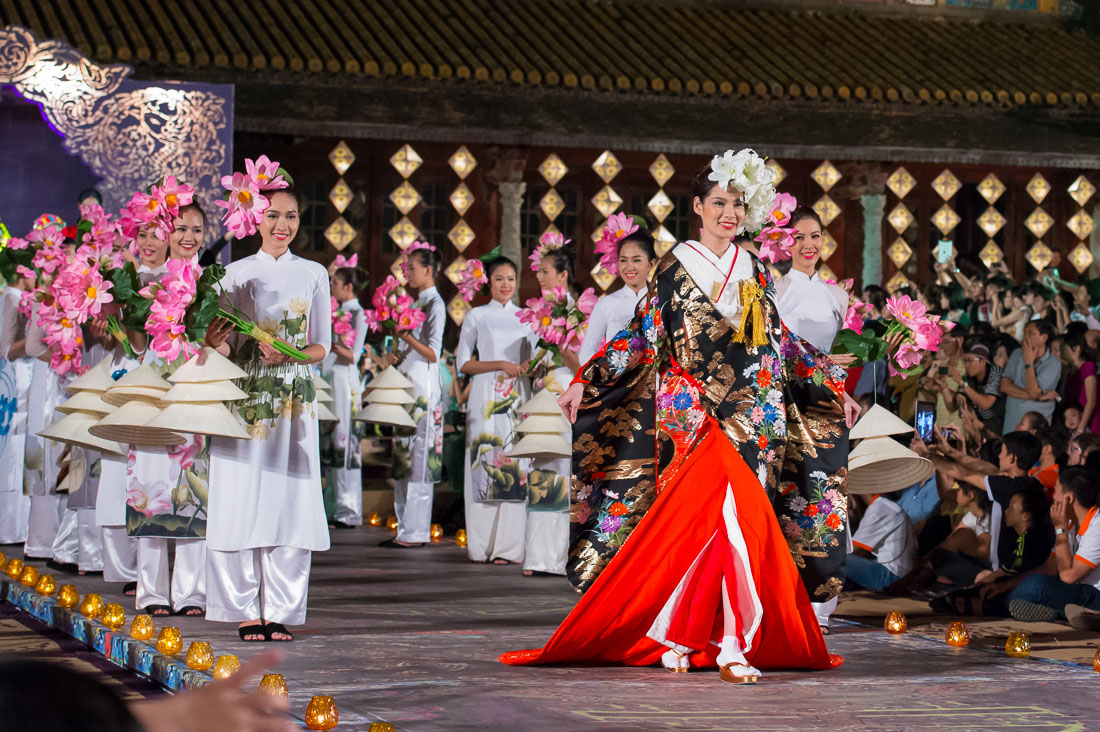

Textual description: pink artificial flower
[530,231,568,272]
[49,347,82,376]
[891,342,922,374]
[755,226,795,263]
[149,323,189,363]
[767,192,797,227]
[913,320,945,352]
[843,302,867,334]
[885,294,929,331]
[7,237,29,250]
[333,253,358,269]
[245,155,288,191]
[457,259,488,302]
[31,244,65,276]
[126,480,175,517]
[215,172,268,238]
[16,265,35,280]
[576,287,598,317]
[152,175,195,219]
[397,307,426,332]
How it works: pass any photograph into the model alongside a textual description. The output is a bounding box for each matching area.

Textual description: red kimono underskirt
[500,421,842,671]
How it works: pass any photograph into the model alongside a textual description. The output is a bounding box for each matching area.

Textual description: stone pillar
[860,194,885,287]
[498,181,526,302]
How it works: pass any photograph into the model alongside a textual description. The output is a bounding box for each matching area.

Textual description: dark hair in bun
[544,241,575,286]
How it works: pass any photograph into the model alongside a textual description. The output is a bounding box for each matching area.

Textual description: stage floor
[5,528,1100,731]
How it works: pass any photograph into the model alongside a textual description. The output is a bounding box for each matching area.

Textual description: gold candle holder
[155,626,183,655]
[212,654,240,680]
[102,603,126,630]
[18,565,40,587]
[945,621,970,648]
[367,512,382,527]
[884,610,908,635]
[5,558,24,580]
[80,593,105,620]
[368,724,396,732]
[385,516,399,532]
[0,550,5,567]
[34,574,57,597]
[1005,631,1031,658]
[185,641,214,670]
[258,673,288,697]
[305,696,339,730]
[430,524,444,542]
[56,584,79,608]
[455,529,468,548]
[1093,645,1100,674]
[131,614,156,640]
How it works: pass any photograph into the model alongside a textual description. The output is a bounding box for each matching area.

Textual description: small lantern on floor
[1005,631,1031,658]
[212,654,240,680]
[131,614,155,640]
[258,673,288,697]
[185,641,214,670]
[80,593,105,620]
[0,550,5,567]
[1093,645,1100,673]
[35,574,57,597]
[369,725,396,732]
[156,626,183,655]
[884,611,908,635]
[102,603,126,630]
[368,512,382,527]
[455,529,468,548]
[945,621,969,647]
[57,584,79,608]
[305,696,339,730]
[385,516,398,532]
[18,565,40,587]
[430,524,444,542]
[5,558,24,579]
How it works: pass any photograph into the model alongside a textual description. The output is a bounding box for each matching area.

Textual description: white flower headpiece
[707,148,778,232]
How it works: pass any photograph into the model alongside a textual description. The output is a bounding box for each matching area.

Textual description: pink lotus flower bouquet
[363,275,427,342]
[516,286,598,373]
[753,192,799,263]
[331,296,355,349]
[832,293,954,376]
[215,155,290,238]
[455,245,503,303]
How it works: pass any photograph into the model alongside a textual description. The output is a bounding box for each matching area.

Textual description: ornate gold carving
[813,195,840,227]
[449,183,474,216]
[885,272,911,293]
[444,256,468,284]
[1026,241,1053,272]
[888,238,912,267]
[590,262,615,291]
[389,144,422,178]
[653,225,676,258]
[389,181,421,215]
[1025,208,1054,239]
[932,204,961,234]
[448,220,475,252]
[591,186,623,218]
[446,294,470,325]
[1069,176,1096,207]
[820,230,837,261]
[979,241,1004,268]
[1067,209,1095,240]
[388,217,421,249]
[978,207,1006,238]
[647,190,674,222]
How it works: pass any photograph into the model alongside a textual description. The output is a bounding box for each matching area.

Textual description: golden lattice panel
[590,262,615,291]
[1026,173,1051,204]
[448,146,477,180]
[449,183,475,216]
[328,141,355,174]
[539,189,565,221]
[978,207,1006,238]
[979,241,1004,268]
[591,186,623,218]
[1026,241,1053,271]
[324,217,355,251]
[886,167,916,200]
[448,220,475,252]
[538,154,567,186]
[647,190,674,222]
[813,195,840,227]
[977,174,1005,205]
[390,144,422,178]
[932,204,961,234]
[811,160,841,192]
[1069,243,1094,273]
[329,179,352,214]
[1025,208,1054,239]
[1069,176,1096,207]
[1067,209,1095,240]
[388,217,421,249]
[888,203,914,233]
[592,150,622,184]
[932,169,962,201]
[888,238,913,267]
[389,181,421,215]
[649,154,674,187]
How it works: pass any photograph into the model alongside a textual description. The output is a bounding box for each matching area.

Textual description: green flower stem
[105,315,137,358]
[215,308,309,361]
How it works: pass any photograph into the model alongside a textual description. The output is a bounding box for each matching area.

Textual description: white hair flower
[707,148,778,232]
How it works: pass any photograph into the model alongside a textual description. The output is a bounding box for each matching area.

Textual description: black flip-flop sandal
[238,623,266,642]
[122,582,137,596]
[176,606,204,617]
[142,605,172,617]
[263,622,294,642]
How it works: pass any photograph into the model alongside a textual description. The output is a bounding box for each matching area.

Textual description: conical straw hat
[850,404,914,441]
[367,366,414,390]
[365,388,414,405]
[38,411,125,456]
[313,374,333,391]
[102,386,171,407]
[110,364,171,391]
[517,389,563,417]
[145,402,250,439]
[354,402,416,429]
[317,401,338,422]
[516,414,571,434]
[64,360,115,393]
[88,401,184,446]
[157,381,248,405]
[507,433,571,459]
[848,436,934,495]
[57,390,114,416]
[168,348,248,383]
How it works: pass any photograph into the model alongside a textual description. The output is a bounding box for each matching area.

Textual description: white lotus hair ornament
[707,148,778,232]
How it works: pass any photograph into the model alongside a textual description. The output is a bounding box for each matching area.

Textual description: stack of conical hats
[39,357,125,455]
[354,366,415,428]
[144,348,251,439]
[507,389,571,459]
[90,364,183,446]
[848,404,934,495]
[313,373,337,422]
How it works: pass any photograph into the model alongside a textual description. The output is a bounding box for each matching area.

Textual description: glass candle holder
[367,512,382,527]
[101,603,126,630]
[0,550,5,567]
[56,584,79,608]
[185,641,215,670]
[212,654,240,680]
[1093,645,1100,674]
[156,626,183,655]
[1005,631,1031,658]
[305,696,339,730]
[19,565,40,587]
[385,516,399,532]
[34,574,57,597]
[131,614,156,641]
[368,724,396,732]
[430,524,444,542]
[884,610,908,635]
[455,529,468,548]
[80,593,105,620]
[945,621,970,647]
[258,673,288,697]
[5,558,24,580]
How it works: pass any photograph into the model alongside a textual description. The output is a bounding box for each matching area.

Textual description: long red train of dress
[500,421,841,671]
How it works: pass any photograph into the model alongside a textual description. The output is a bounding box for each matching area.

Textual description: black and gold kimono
[569,251,849,606]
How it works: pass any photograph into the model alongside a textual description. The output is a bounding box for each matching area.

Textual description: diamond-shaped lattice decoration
[1025,207,1054,239]
[448,146,477,180]
[390,144,423,178]
[390,255,408,284]
[1068,175,1096,207]
[885,272,911,294]
[447,295,471,326]
[817,263,838,284]
[444,255,468,285]
[820,230,838,261]
[888,203,914,233]
[1026,241,1053,272]
[329,179,352,214]
[328,141,355,174]
[1069,243,1094,273]
[978,207,1006,238]
[539,189,565,221]
[450,183,475,216]
[590,262,616,291]
[887,238,913,268]
[590,219,609,245]
[649,154,675,187]
[811,160,842,192]
[1026,173,1051,204]
[1068,209,1095,240]
[977,174,1006,204]
[932,169,962,201]
[538,154,567,186]
[324,217,355,251]
[932,204,961,234]
[389,181,421,215]
[448,220,475,252]
[648,190,674,222]
[389,217,421,249]
[592,150,622,184]
[591,186,623,218]
[766,159,786,186]
[979,241,1004,268]
[812,195,840,227]
[886,167,916,200]
[653,225,677,258]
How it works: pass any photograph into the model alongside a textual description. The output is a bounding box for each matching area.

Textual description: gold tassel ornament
[733,280,768,347]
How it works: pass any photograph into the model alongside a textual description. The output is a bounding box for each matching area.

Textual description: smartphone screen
[936,239,954,264]
[915,401,935,443]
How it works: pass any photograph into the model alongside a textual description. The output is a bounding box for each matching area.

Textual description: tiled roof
[5,1,1100,109]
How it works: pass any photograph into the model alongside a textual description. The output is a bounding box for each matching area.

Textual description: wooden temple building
[4,0,1100,324]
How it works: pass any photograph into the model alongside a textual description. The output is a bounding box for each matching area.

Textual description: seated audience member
[1061,405,1083,436]
[925,483,994,588]
[946,341,1004,436]
[1068,432,1100,466]
[1000,320,1061,435]
[1029,430,1067,499]
[1014,410,1047,435]
[847,491,917,591]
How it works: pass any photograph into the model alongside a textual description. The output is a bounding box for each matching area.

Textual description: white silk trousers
[101,527,137,584]
[394,481,433,544]
[205,547,312,625]
[0,491,29,544]
[24,494,64,558]
[135,538,207,611]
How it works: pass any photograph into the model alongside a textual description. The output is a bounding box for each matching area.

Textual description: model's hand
[204,317,233,350]
[558,382,584,423]
[258,342,289,365]
[830,352,858,367]
[842,391,860,428]
[499,362,526,379]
